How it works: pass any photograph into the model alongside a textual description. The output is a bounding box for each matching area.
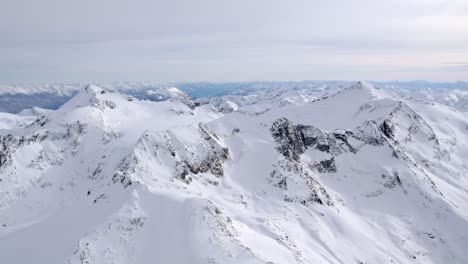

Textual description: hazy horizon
[2,0,467,83]
[2,80,468,87]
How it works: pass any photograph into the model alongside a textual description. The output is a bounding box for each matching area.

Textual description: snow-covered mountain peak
[58,84,113,111]
[1,83,468,264]
[33,84,209,132]
[329,81,389,102]
[166,87,185,96]
[352,80,374,91]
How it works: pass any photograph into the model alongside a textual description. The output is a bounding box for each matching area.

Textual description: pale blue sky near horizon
[1,0,467,83]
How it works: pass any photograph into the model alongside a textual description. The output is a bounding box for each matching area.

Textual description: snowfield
[0,82,468,264]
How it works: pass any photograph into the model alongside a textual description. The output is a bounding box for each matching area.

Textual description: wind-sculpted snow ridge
[1,82,468,263]
[195,82,341,115]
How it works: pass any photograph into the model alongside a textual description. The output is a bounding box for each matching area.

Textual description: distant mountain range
[1,81,467,113]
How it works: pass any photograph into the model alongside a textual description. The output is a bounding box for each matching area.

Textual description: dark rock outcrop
[270,118,357,163]
[112,123,230,187]
[354,120,386,146]
[270,160,333,206]
[379,119,395,140]
[312,157,337,173]
[270,118,345,206]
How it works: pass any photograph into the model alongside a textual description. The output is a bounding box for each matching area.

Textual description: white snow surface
[0,82,468,264]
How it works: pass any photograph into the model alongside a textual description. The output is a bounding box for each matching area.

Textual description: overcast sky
[1,0,467,83]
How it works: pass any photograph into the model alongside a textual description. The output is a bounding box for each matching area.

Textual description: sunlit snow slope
[0,82,467,264]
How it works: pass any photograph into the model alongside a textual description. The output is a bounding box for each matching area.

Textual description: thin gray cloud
[1,0,467,83]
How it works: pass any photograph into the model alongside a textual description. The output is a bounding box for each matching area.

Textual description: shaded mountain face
[1,82,468,264]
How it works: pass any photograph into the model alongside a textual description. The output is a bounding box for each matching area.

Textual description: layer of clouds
[1,0,467,83]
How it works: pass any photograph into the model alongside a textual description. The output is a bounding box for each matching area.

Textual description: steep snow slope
[0,112,35,129]
[0,82,467,264]
[207,82,468,263]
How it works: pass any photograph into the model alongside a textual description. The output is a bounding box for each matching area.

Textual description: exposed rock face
[379,119,395,140]
[270,100,443,169]
[112,123,229,187]
[112,155,138,188]
[270,118,346,206]
[269,104,447,204]
[270,118,357,162]
[175,123,229,182]
[354,120,386,146]
[312,157,336,173]
[270,118,307,161]
[0,135,17,170]
[387,102,439,144]
[270,160,333,206]
[0,120,86,173]
[269,115,425,206]
[356,100,441,151]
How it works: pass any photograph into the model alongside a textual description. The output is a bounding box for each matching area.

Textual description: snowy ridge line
[0,81,467,263]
